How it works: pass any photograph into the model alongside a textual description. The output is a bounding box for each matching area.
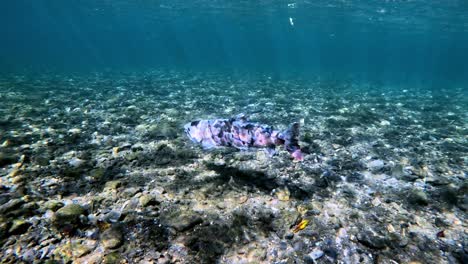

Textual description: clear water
[1,0,468,86]
[0,1,467,263]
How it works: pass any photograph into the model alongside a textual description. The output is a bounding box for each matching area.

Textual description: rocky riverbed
[0,71,466,263]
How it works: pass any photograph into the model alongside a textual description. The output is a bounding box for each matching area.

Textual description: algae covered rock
[9,219,31,235]
[408,189,429,206]
[44,200,64,212]
[53,203,86,226]
[101,227,124,249]
[139,194,160,207]
[103,252,122,264]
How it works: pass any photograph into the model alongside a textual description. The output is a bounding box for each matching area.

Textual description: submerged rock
[357,231,387,249]
[408,189,429,206]
[101,227,124,249]
[8,219,31,235]
[367,159,384,172]
[53,203,86,225]
[0,152,17,167]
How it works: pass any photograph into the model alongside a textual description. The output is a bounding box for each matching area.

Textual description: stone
[44,200,64,212]
[101,227,123,249]
[166,212,203,232]
[54,203,85,225]
[103,252,122,264]
[104,180,122,190]
[35,155,50,166]
[90,168,106,181]
[357,231,387,249]
[122,187,141,198]
[308,249,324,260]
[72,243,92,258]
[9,219,31,235]
[0,218,11,239]
[139,194,160,207]
[367,159,384,172]
[408,189,429,206]
[0,198,25,214]
[276,188,290,201]
[0,152,17,167]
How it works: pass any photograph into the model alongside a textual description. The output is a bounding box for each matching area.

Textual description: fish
[184,114,303,161]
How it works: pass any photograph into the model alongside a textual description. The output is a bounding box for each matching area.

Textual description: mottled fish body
[184,115,303,161]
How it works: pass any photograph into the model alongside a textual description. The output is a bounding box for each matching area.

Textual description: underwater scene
[0,1,467,263]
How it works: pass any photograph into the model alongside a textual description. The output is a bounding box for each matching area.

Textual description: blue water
[1,0,468,87]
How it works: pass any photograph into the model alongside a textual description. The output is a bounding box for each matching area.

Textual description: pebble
[53,203,85,225]
[8,219,31,235]
[308,249,324,260]
[408,189,429,206]
[367,159,384,172]
[101,227,123,249]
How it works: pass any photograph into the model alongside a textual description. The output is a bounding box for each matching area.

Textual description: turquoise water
[0,1,467,263]
[1,0,468,86]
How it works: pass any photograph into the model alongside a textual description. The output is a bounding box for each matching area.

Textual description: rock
[90,168,106,181]
[164,211,203,232]
[0,152,17,167]
[0,198,25,214]
[357,231,387,249]
[367,159,384,172]
[408,189,429,206]
[68,158,86,168]
[101,227,123,249]
[35,155,50,166]
[9,219,31,235]
[139,194,160,207]
[103,252,122,264]
[0,218,11,239]
[44,200,64,212]
[391,163,405,177]
[285,232,294,240]
[104,210,122,223]
[73,243,92,257]
[54,203,86,225]
[308,249,324,260]
[104,180,122,190]
[276,188,290,201]
[122,187,141,198]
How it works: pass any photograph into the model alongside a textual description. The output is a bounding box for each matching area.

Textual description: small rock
[90,168,106,181]
[35,155,50,166]
[101,227,123,249]
[357,231,387,249]
[104,180,122,190]
[54,203,86,225]
[9,219,31,235]
[408,189,429,206]
[44,200,64,212]
[367,159,384,172]
[308,249,324,260]
[139,194,160,207]
[103,252,121,264]
[285,232,294,240]
[69,158,86,168]
[122,187,141,198]
[0,198,25,214]
[0,152,17,167]
[74,243,92,257]
[276,188,290,201]
[168,213,203,232]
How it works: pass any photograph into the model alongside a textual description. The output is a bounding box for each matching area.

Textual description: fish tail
[282,122,303,161]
